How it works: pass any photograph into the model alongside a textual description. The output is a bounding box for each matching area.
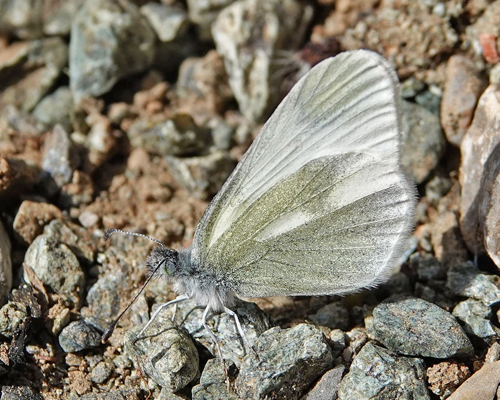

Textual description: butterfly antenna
[101,229,165,343]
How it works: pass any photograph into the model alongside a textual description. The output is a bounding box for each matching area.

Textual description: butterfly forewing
[191,50,415,297]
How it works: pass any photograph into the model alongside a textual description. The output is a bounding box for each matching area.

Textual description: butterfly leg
[137,295,189,337]
[202,306,228,377]
[223,307,253,355]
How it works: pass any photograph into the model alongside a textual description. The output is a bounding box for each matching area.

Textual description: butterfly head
[147,247,179,277]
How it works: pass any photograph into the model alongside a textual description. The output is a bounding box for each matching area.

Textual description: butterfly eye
[146,247,179,277]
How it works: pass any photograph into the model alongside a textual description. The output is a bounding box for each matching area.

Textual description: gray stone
[43,219,94,265]
[42,0,85,36]
[192,359,238,400]
[125,318,199,392]
[236,324,334,399]
[165,150,235,200]
[164,298,274,368]
[185,0,234,41]
[447,262,500,306]
[129,114,210,157]
[24,234,85,306]
[140,3,189,43]
[42,125,78,192]
[91,361,114,384]
[453,299,498,340]
[338,342,431,400]
[441,55,486,146]
[410,252,446,282]
[0,0,43,39]
[69,0,156,101]
[400,100,446,184]
[372,296,473,358]
[0,38,68,112]
[0,220,12,306]
[212,0,312,123]
[211,119,234,151]
[400,77,425,98]
[1,385,44,400]
[478,142,500,270]
[0,301,28,338]
[303,365,344,400]
[308,302,349,331]
[32,87,74,132]
[59,320,101,352]
[76,390,141,400]
[460,84,500,254]
[415,89,441,116]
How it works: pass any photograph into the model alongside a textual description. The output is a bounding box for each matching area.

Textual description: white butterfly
[105,50,416,356]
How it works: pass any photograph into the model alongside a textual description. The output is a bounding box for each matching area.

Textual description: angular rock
[0,301,28,338]
[91,361,114,384]
[42,0,85,36]
[338,342,431,400]
[32,87,74,132]
[303,365,344,400]
[0,220,12,306]
[212,0,313,122]
[185,0,234,41]
[1,386,44,400]
[427,361,471,398]
[447,263,500,306]
[460,84,500,254]
[24,234,85,306]
[372,296,473,358]
[76,390,141,400]
[59,320,101,352]
[0,157,40,197]
[0,38,68,112]
[308,302,349,331]
[124,318,199,392]
[166,298,274,368]
[13,200,63,245]
[401,100,446,184]
[165,150,235,200]
[453,299,498,340]
[448,361,500,400]
[441,55,487,146]
[42,125,78,194]
[236,324,334,399]
[192,359,238,400]
[69,0,156,101]
[478,142,500,270]
[0,0,44,39]
[140,3,189,43]
[129,113,210,157]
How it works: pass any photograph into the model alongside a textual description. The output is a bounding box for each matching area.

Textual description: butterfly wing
[191,50,416,297]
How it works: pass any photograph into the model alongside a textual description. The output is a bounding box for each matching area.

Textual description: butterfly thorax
[169,249,236,312]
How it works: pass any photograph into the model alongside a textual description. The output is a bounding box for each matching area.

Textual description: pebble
[165,150,235,200]
[1,386,44,400]
[43,0,85,36]
[192,359,238,400]
[212,0,313,123]
[338,342,431,400]
[427,361,471,398]
[140,3,189,43]
[124,318,199,392]
[129,114,210,157]
[0,38,68,112]
[69,0,156,101]
[32,87,74,133]
[447,262,500,306]
[441,55,486,146]
[59,320,101,352]
[400,100,446,184]
[0,301,28,338]
[91,361,114,384]
[236,324,334,399]
[0,220,12,306]
[308,302,349,330]
[409,252,446,282]
[303,365,345,400]
[478,142,500,270]
[372,296,473,358]
[185,0,234,41]
[24,234,85,306]
[448,361,500,400]
[459,84,500,254]
[452,299,498,340]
